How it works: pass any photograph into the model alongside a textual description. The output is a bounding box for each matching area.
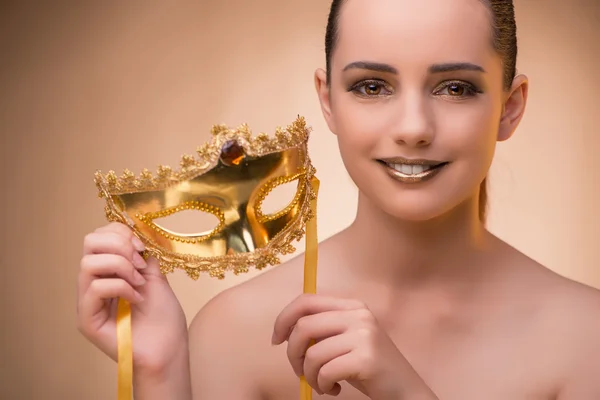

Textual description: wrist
[135,343,190,382]
[133,344,192,400]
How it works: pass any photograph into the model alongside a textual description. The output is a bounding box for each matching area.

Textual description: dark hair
[324,0,519,222]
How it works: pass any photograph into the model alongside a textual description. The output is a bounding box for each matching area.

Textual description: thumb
[140,256,170,283]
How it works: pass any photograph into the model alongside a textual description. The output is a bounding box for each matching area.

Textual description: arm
[133,342,193,400]
[130,288,264,400]
[188,289,264,400]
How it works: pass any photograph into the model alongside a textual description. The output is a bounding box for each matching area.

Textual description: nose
[391,93,434,148]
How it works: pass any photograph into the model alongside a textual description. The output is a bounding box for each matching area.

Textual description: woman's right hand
[77,222,189,376]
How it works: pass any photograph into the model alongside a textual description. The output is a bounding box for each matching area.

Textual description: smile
[377,158,449,183]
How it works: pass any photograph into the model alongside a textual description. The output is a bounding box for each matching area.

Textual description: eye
[349,79,393,97]
[433,80,482,99]
[255,173,306,223]
[136,201,225,244]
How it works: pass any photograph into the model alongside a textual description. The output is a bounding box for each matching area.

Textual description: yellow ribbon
[115,177,321,400]
[300,176,320,400]
[117,298,133,400]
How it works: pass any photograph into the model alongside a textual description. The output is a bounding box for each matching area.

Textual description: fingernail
[271,332,283,346]
[132,251,147,269]
[131,236,145,252]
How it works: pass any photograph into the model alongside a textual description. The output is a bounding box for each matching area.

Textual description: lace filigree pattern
[94,116,317,280]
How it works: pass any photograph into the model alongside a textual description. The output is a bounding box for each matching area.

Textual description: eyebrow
[343,61,398,74]
[342,61,486,74]
[429,62,486,74]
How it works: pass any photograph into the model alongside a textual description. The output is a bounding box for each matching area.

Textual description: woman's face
[316,0,526,221]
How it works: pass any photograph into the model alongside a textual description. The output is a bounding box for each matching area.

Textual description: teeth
[391,163,432,175]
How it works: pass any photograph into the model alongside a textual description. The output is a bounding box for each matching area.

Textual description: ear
[498,74,529,142]
[314,68,337,134]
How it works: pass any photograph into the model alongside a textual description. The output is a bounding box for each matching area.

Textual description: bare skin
[189,225,600,400]
[77,0,600,398]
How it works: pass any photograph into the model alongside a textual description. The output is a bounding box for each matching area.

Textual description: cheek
[435,99,499,162]
[331,99,388,155]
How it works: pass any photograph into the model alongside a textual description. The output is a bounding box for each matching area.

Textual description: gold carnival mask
[94,116,319,400]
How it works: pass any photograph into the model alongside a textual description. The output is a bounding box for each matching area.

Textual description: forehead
[335,0,496,68]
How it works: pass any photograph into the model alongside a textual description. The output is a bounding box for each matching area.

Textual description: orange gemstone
[220,140,245,166]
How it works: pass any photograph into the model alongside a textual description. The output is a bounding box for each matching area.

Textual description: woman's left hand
[272,294,437,400]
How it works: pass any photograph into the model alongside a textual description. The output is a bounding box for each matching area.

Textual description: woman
[77,0,600,398]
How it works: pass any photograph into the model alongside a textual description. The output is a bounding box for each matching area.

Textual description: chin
[351,165,478,224]
[375,194,456,222]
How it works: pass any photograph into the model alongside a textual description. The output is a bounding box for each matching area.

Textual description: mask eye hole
[256,174,306,223]
[137,201,225,244]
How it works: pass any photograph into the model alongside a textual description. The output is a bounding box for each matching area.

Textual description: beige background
[1,1,599,399]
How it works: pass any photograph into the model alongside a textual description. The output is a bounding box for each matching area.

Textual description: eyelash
[348,79,483,99]
[433,80,483,98]
[348,79,392,97]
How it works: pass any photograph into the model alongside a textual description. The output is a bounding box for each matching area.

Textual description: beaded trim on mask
[93,116,317,280]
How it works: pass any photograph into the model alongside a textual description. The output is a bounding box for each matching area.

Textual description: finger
[96,222,146,253]
[286,310,353,376]
[316,349,359,396]
[78,278,144,333]
[79,254,146,297]
[273,294,365,345]
[82,231,147,270]
[95,221,133,237]
[139,256,169,282]
[303,334,353,396]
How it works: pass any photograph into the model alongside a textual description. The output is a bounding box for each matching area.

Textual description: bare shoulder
[531,260,600,333]
[188,229,346,341]
[186,252,306,398]
[189,250,307,332]
[509,251,600,398]
[542,270,600,398]
[513,249,600,337]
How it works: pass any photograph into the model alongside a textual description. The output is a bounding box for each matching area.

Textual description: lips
[377,157,449,183]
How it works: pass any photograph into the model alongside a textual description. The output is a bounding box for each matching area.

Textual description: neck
[340,192,494,288]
